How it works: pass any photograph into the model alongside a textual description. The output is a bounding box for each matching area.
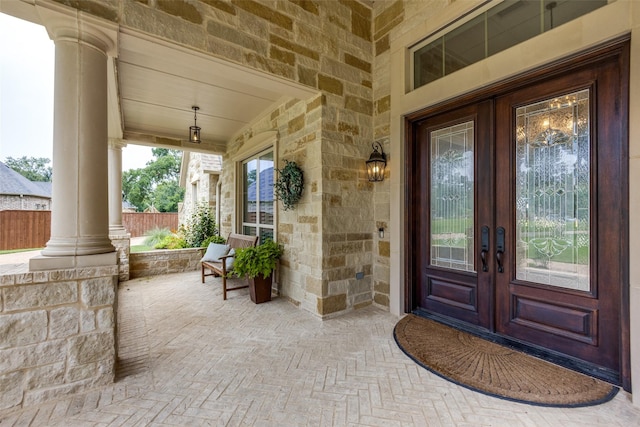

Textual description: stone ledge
[0,265,119,288]
[129,248,204,279]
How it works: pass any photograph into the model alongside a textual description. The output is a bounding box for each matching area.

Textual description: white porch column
[108,139,128,235]
[31,4,118,270]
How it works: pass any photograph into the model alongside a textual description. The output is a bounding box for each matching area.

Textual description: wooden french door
[413,101,494,329]
[408,40,629,388]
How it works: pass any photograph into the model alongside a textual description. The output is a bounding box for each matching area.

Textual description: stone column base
[109,233,131,282]
[0,264,118,411]
[29,252,117,271]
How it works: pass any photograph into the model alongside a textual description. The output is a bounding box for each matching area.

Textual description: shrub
[185,202,217,248]
[143,227,172,247]
[202,235,226,247]
[155,234,187,249]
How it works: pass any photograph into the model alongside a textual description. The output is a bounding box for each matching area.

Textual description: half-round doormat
[394,314,618,407]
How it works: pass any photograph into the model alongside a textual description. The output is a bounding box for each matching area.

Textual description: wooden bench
[201,233,259,300]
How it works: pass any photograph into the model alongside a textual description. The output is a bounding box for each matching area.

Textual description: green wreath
[274,160,304,210]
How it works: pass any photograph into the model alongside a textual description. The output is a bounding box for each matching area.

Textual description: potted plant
[233,239,284,303]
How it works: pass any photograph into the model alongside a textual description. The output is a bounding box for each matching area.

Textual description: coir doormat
[394,314,618,407]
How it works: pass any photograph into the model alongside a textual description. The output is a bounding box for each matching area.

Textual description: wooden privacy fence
[123,212,179,237]
[0,211,179,250]
[0,210,50,251]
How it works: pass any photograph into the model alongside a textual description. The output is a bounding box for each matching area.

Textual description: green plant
[233,239,284,279]
[274,160,304,210]
[143,227,172,247]
[154,234,187,249]
[130,244,154,253]
[202,235,226,246]
[185,202,217,247]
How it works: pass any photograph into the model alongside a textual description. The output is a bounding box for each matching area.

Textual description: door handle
[480,226,490,272]
[496,226,505,273]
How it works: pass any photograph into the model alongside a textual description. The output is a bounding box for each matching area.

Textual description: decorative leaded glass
[515,89,590,291]
[430,121,474,272]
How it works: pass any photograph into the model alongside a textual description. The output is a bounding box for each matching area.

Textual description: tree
[122,149,185,212]
[152,181,184,212]
[122,168,153,212]
[4,156,52,181]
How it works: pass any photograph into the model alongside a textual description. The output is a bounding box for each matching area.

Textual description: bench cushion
[201,243,230,262]
[225,248,235,270]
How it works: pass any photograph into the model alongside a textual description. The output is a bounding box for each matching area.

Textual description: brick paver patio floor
[2,271,640,426]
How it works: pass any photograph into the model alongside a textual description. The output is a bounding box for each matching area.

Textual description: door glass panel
[430,121,475,272]
[515,89,590,290]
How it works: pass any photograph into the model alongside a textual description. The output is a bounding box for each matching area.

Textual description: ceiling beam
[123,131,227,155]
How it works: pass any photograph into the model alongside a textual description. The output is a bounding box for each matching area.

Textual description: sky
[0,13,152,171]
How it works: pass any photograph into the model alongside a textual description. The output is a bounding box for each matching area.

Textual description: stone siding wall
[51,0,382,317]
[179,154,219,229]
[370,1,405,308]
[0,195,51,211]
[220,96,325,315]
[129,248,204,279]
[369,0,454,308]
[0,266,118,411]
[110,234,131,282]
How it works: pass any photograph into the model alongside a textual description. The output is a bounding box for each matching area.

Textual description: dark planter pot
[249,273,273,304]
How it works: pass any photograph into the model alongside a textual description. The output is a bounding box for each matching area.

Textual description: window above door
[411,0,608,90]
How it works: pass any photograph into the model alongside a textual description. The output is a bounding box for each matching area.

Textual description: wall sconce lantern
[189,106,201,143]
[366,141,387,182]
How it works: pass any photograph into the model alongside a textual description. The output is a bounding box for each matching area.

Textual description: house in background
[122,200,136,213]
[0,161,51,210]
[179,152,222,227]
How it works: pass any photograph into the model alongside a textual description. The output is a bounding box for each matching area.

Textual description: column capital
[109,138,127,150]
[36,0,118,56]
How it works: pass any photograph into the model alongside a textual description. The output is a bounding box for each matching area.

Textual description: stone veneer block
[49,306,80,339]
[0,340,66,372]
[97,308,114,329]
[81,310,96,332]
[25,362,65,390]
[0,311,48,348]
[81,277,115,307]
[12,273,33,285]
[0,274,15,286]
[67,331,114,366]
[0,371,24,410]
[318,293,347,315]
[374,280,390,295]
[157,0,203,24]
[374,293,390,306]
[234,0,293,31]
[378,240,390,257]
[4,282,78,311]
[66,361,100,383]
[354,300,373,310]
[49,269,77,281]
[350,277,372,295]
[129,249,203,278]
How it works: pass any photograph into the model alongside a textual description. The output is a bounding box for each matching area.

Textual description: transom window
[241,149,274,243]
[411,0,607,89]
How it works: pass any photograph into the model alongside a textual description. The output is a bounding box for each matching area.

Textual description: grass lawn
[0,248,43,255]
[130,245,155,253]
